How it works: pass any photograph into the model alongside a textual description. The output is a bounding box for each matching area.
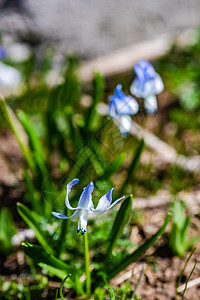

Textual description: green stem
[83,232,91,294]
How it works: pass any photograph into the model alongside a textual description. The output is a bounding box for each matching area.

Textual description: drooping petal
[91,188,114,213]
[65,178,79,210]
[108,99,117,118]
[106,196,125,211]
[144,95,158,114]
[52,209,79,219]
[91,189,125,214]
[78,182,94,210]
[119,115,132,135]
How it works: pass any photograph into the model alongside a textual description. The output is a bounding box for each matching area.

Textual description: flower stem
[83,231,91,294]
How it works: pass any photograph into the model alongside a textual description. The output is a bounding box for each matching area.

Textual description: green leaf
[22,242,71,280]
[60,274,71,300]
[107,212,170,281]
[0,93,35,171]
[175,248,196,300]
[17,110,45,162]
[182,259,198,299]
[106,195,133,257]
[120,139,144,194]
[0,207,16,257]
[86,72,104,131]
[100,153,126,181]
[17,203,54,255]
[23,168,41,214]
[107,287,116,300]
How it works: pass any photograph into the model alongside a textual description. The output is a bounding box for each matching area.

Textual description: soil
[111,208,200,300]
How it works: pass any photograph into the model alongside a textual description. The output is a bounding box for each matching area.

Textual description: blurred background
[0,0,199,58]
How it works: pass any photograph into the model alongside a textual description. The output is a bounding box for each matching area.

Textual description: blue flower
[109,84,139,135]
[0,46,7,60]
[52,178,125,236]
[130,60,164,114]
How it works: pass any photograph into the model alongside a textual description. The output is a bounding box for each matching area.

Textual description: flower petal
[78,209,89,233]
[91,188,114,213]
[65,178,79,210]
[108,99,117,118]
[52,209,79,219]
[134,61,156,83]
[119,115,132,135]
[106,196,125,210]
[130,61,164,99]
[144,95,157,114]
[78,182,94,209]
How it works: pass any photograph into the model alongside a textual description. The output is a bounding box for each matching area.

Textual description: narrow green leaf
[0,93,35,171]
[55,288,58,300]
[175,248,196,300]
[120,139,144,194]
[106,195,133,257]
[67,145,89,181]
[100,153,126,181]
[22,242,71,279]
[17,110,45,162]
[17,203,54,255]
[60,274,71,300]
[107,212,170,281]
[181,217,190,245]
[23,169,41,214]
[86,72,104,131]
[182,259,198,299]
[107,287,116,300]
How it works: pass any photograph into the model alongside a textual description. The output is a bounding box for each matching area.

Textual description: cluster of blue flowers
[52,60,163,236]
[109,60,164,135]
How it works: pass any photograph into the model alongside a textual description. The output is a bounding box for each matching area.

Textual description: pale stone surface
[0,0,199,58]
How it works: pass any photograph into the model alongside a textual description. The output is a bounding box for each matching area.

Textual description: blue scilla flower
[52,178,125,236]
[0,46,7,60]
[130,60,164,114]
[109,84,139,135]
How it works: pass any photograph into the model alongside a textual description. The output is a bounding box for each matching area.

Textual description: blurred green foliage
[0,207,16,257]
[169,200,200,257]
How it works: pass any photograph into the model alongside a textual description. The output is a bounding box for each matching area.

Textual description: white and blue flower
[109,84,139,135]
[130,60,164,114]
[52,178,125,236]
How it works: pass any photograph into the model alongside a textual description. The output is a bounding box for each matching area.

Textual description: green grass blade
[59,274,71,300]
[181,217,190,245]
[17,110,45,162]
[17,203,54,255]
[182,259,198,300]
[100,153,126,181]
[106,195,133,257]
[107,212,170,281]
[175,247,196,300]
[107,287,116,300]
[23,168,42,213]
[0,93,35,171]
[22,242,71,279]
[120,139,144,195]
[54,288,58,300]
[86,72,104,131]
